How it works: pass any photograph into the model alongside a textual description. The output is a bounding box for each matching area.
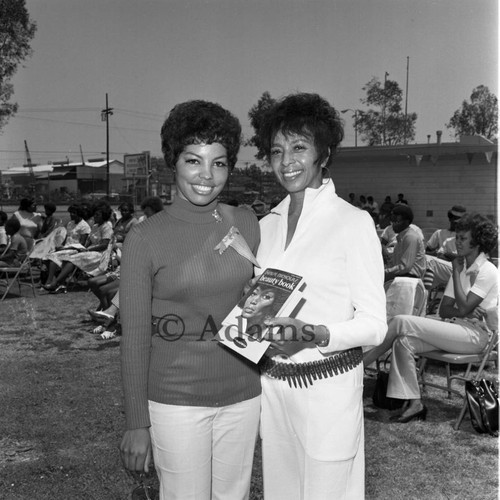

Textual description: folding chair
[385,277,427,318]
[426,284,446,316]
[418,329,498,430]
[0,248,38,301]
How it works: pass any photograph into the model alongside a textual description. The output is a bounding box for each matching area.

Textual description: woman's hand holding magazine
[263,317,323,358]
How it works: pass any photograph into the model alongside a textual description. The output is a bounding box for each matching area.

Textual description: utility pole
[404,56,410,144]
[101,93,113,198]
[382,72,389,145]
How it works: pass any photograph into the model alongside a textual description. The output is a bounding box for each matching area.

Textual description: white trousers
[261,365,365,500]
[387,315,488,399]
[148,396,261,500]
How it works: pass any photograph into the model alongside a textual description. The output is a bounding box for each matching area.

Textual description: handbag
[465,379,499,436]
[372,369,405,411]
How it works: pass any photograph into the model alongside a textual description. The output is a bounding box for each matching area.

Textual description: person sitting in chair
[39,202,62,238]
[424,205,467,291]
[12,198,42,248]
[0,218,28,267]
[113,202,138,248]
[43,203,113,293]
[87,197,165,339]
[426,205,467,260]
[0,211,8,254]
[384,205,426,282]
[41,205,91,288]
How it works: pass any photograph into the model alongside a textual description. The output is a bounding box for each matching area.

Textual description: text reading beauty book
[217,268,306,363]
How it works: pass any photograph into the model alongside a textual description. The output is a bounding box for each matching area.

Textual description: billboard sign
[124,152,150,178]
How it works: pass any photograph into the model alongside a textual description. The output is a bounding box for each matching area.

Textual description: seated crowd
[86,196,164,339]
[364,202,498,424]
[1,196,164,339]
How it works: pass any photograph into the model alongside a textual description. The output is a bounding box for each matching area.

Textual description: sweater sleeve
[120,224,154,429]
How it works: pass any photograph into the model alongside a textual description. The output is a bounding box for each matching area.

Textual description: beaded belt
[259,347,363,388]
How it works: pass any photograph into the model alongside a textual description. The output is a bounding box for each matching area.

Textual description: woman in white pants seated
[384,213,498,423]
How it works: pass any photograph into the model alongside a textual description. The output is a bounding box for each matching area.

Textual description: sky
[0,0,497,171]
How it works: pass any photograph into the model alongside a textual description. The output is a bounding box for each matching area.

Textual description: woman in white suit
[255,93,387,499]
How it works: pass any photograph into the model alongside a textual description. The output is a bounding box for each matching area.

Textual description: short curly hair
[91,201,113,222]
[68,204,86,219]
[118,201,135,214]
[44,202,57,215]
[391,205,414,224]
[19,198,35,211]
[455,213,498,255]
[140,196,164,214]
[161,100,242,171]
[256,93,344,169]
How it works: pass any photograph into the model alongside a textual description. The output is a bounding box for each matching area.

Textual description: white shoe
[100,329,117,340]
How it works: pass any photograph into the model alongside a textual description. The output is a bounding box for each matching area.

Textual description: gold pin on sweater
[211,209,223,223]
[214,226,260,267]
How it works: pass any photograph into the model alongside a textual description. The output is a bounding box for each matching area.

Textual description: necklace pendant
[212,209,223,223]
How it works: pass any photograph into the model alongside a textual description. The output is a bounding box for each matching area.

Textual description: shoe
[99,329,117,340]
[89,310,115,325]
[52,285,67,294]
[42,283,57,291]
[390,406,427,423]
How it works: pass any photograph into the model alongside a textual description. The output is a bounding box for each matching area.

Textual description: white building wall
[332,153,497,229]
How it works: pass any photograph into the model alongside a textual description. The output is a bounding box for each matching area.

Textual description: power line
[13,113,160,134]
[14,114,107,129]
[113,108,165,120]
[19,107,100,112]
[17,106,255,127]
[18,106,165,120]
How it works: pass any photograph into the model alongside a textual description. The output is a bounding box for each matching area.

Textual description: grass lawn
[0,288,498,499]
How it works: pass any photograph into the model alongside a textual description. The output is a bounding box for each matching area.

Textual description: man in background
[384,205,426,282]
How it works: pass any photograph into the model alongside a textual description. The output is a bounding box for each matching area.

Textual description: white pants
[148,396,261,500]
[387,315,488,399]
[261,365,365,500]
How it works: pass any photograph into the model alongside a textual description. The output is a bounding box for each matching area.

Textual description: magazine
[217,268,306,363]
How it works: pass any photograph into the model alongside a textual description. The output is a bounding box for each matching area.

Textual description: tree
[356,76,417,146]
[247,91,276,159]
[0,0,37,133]
[446,85,498,140]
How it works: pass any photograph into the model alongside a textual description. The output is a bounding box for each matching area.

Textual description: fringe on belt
[259,347,363,388]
